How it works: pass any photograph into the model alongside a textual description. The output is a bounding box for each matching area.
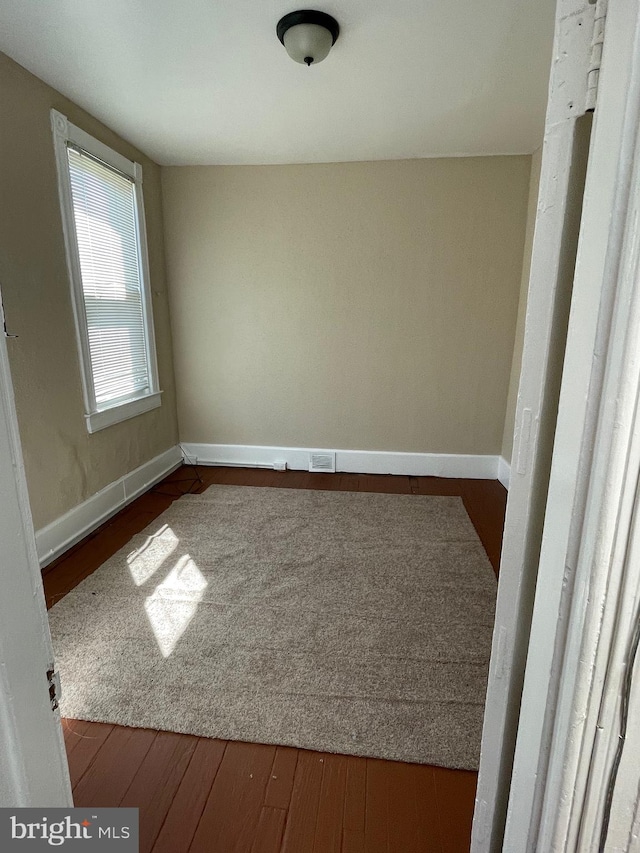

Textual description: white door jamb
[0,290,72,806]
[471,2,596,849]
[516,0,640,846]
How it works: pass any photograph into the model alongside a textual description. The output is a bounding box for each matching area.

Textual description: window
[51,110,161,433]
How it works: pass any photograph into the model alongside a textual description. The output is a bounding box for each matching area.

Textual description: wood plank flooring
[48,465,507,852]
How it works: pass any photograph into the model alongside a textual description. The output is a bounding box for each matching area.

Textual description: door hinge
[586,0,607,111]
[47,666,61,711]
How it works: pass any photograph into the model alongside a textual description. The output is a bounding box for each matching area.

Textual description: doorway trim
[0,289,72,806]
[478,0,640,849]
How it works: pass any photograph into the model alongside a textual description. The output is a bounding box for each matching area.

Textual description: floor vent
[309,452,336,473]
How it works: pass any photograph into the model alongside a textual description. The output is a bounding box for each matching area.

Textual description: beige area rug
[49,486,497,769]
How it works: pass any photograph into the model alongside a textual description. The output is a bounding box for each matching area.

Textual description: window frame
[51,109,162,434]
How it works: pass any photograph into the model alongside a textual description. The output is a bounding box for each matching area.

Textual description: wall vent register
[309,452,336,473]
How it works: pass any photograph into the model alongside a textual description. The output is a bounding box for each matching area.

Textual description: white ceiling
[0,0,555,166]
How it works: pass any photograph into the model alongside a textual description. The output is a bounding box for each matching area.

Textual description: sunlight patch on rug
[144,555,208,657]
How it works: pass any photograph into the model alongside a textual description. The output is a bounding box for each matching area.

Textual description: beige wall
[0,53,178,529]
[501,147,543,463]
[162,157,531,455]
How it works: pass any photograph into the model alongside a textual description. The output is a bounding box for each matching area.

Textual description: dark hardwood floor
[46,465,507,852]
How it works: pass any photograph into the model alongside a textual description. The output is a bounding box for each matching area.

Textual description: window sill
[85,391,163,434]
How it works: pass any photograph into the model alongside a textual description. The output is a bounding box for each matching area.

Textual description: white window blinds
[67,146,150,408]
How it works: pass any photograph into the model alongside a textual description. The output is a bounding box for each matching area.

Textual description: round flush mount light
[276,10,340,66]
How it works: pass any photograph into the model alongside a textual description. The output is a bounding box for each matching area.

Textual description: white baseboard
[498,456,511,490]
[181,443,501,480]
[36,445,183,568]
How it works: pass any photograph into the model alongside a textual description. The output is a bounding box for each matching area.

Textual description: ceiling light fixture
[276,10,340,67]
